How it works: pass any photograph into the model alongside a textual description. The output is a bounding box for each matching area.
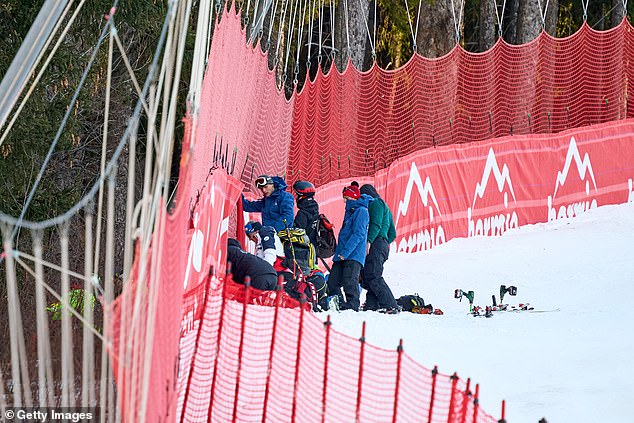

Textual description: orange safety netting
[288,22,634,187]
[192,9,634,195]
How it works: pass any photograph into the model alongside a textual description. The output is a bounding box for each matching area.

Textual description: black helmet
[293,180,316,197]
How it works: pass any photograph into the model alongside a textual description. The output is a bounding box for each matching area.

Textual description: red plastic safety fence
[175,275,499,423]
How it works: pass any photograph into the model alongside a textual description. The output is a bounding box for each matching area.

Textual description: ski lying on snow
[470,304,560,317]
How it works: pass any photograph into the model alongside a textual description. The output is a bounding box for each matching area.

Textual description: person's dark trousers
[361,237,398,310]
[252,273,278,291]
[327,260,362,311]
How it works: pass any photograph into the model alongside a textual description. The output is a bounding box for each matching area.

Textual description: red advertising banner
[176,171,244,419]
[316,120,634,254]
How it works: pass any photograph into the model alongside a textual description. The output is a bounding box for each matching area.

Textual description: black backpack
[315,214,336,259]
[278,228,316,274]
[396,294,428,312]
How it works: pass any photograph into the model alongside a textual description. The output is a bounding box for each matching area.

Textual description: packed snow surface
[319,202,634,423]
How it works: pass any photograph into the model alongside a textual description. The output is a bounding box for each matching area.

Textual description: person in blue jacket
[326,184,371,311]
[242,175,295,232]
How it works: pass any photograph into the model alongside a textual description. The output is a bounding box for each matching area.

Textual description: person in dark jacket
[226,238,278,291]
[292,180,320,247]
[326,184,371,311]
[359,184,399,312]
[242,175,295,232]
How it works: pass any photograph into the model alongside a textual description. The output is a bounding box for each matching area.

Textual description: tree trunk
[335,0,372,71]
[479,0,497,52]
[544,0,558,36]
[516,0,543,44]
[504,0,519,44]
[612,0,627,26]
[415,0,459,58]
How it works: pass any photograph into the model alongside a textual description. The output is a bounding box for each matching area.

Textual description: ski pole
[319,256,331,273]
[282,219,305,278]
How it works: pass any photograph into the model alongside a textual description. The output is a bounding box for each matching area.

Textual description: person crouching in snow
[326,184,371,311]
[242,175,295,233]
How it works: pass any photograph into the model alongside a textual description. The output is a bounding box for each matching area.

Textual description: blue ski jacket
[333,194,371,266]
[242,176,295,232]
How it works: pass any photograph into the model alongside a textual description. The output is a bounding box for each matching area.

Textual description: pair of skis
[455,285,559,317]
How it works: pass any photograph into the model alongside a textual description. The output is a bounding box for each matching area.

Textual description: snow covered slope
[319,202,634,423]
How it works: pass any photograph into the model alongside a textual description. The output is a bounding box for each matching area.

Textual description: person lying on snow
[242,174,295,232]
[226,238,277,291]
[326,184,371,311]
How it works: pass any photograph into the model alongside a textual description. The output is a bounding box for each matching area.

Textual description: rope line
[404,0,416,49]
[317,0,323,62]
[344,0,351,63]
[274,0,290,69]
[0,0,175,231]
[266,0,280,51]
[0,0,84,149]
[356,0,375,58]
[494,0,507,38]
[329,0,335,59]
[306,0,315,68]
[414,0,422,48]
[283,0,300,77]
[9,22,111,253]
[92,28,114,278]
[295,0,309,83]
[537,0,548,29]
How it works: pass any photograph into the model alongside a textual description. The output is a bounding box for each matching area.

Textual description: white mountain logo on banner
[394,162,445,252]
[548,136,598,221]
[468,148,518,236]
[627,179,633,203]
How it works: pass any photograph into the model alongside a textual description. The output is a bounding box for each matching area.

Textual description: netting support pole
[355,321,367,422]
[291,295,307,422]
[208,272,231,421]
[262,276,284,422]
[447,372,459,423]
[232,278,252,422]
[321,316,332,423]
[427,366,438,423]
[498,399,506,423]
[179,269,213,423]
[392,339,403,423]
[472,383,480,423]
[459,378,471,423]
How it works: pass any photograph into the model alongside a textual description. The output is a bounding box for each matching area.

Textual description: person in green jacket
[359,183,399,313]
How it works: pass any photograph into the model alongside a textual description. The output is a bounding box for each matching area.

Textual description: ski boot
[499,284,517,304]
[325,295,340,312]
